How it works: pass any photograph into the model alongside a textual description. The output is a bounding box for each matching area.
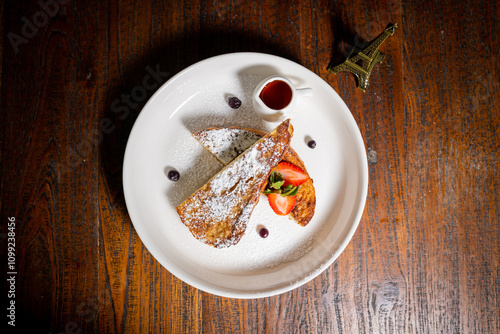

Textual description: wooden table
[1,0,499,333]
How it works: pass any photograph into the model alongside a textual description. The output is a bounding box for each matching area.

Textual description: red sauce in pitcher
[259,80,293,110]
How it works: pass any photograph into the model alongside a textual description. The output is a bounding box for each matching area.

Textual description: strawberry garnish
[276,162,308,186]
[268,193,297,216]
[263,167,302,216]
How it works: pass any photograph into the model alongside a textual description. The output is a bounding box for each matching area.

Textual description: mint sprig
[263,170,299,197]
[269,171,284,189]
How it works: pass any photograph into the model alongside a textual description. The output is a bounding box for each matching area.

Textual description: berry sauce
[259,80,292,110]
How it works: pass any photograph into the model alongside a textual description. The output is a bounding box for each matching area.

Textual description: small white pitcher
[253,76,312,122]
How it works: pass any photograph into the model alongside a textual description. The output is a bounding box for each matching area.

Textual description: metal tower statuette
[328,23,397,92]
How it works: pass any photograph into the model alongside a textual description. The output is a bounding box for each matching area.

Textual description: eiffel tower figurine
[328,23,397,92]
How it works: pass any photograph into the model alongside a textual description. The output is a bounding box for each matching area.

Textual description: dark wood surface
[1,0,499,333]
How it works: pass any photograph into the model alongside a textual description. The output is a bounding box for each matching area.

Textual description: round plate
[123,52,368,298]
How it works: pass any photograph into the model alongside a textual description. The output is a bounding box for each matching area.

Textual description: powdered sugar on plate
[185,196,318,273]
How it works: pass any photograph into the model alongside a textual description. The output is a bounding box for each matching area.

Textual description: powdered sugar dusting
[177,122,289,248]
[181,74,270,133]
[195,128,262,164]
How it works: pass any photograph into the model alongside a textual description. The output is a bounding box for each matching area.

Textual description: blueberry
[307,140,316,149]
[168,170,180,181]
[227,96,242,109]
[259,228,269,238]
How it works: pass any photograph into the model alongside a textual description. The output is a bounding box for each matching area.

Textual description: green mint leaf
[282,185,299,197]
[271,180,284,189]
[269,172,275,184]
[274,172,284,182]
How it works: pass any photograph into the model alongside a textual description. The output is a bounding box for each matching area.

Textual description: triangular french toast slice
[193,126,315,227]
[177,119,293,248]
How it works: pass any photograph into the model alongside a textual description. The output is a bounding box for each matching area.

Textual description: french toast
[176,119,293,248]
[193,126,316,226]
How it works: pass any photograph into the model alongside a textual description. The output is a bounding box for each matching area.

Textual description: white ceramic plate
[123,52,368,298]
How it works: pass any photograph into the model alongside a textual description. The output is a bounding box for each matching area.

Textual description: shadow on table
[327,9,370,69]
[98,30,300,212]
[98,22,361,214]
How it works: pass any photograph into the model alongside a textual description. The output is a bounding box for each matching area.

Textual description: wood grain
[402,1,500,332]
[0,0,498,333]
[1,0,101,332]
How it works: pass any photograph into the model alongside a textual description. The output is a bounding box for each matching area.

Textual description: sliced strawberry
[268,193,297,216]
[276,162,308,186]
